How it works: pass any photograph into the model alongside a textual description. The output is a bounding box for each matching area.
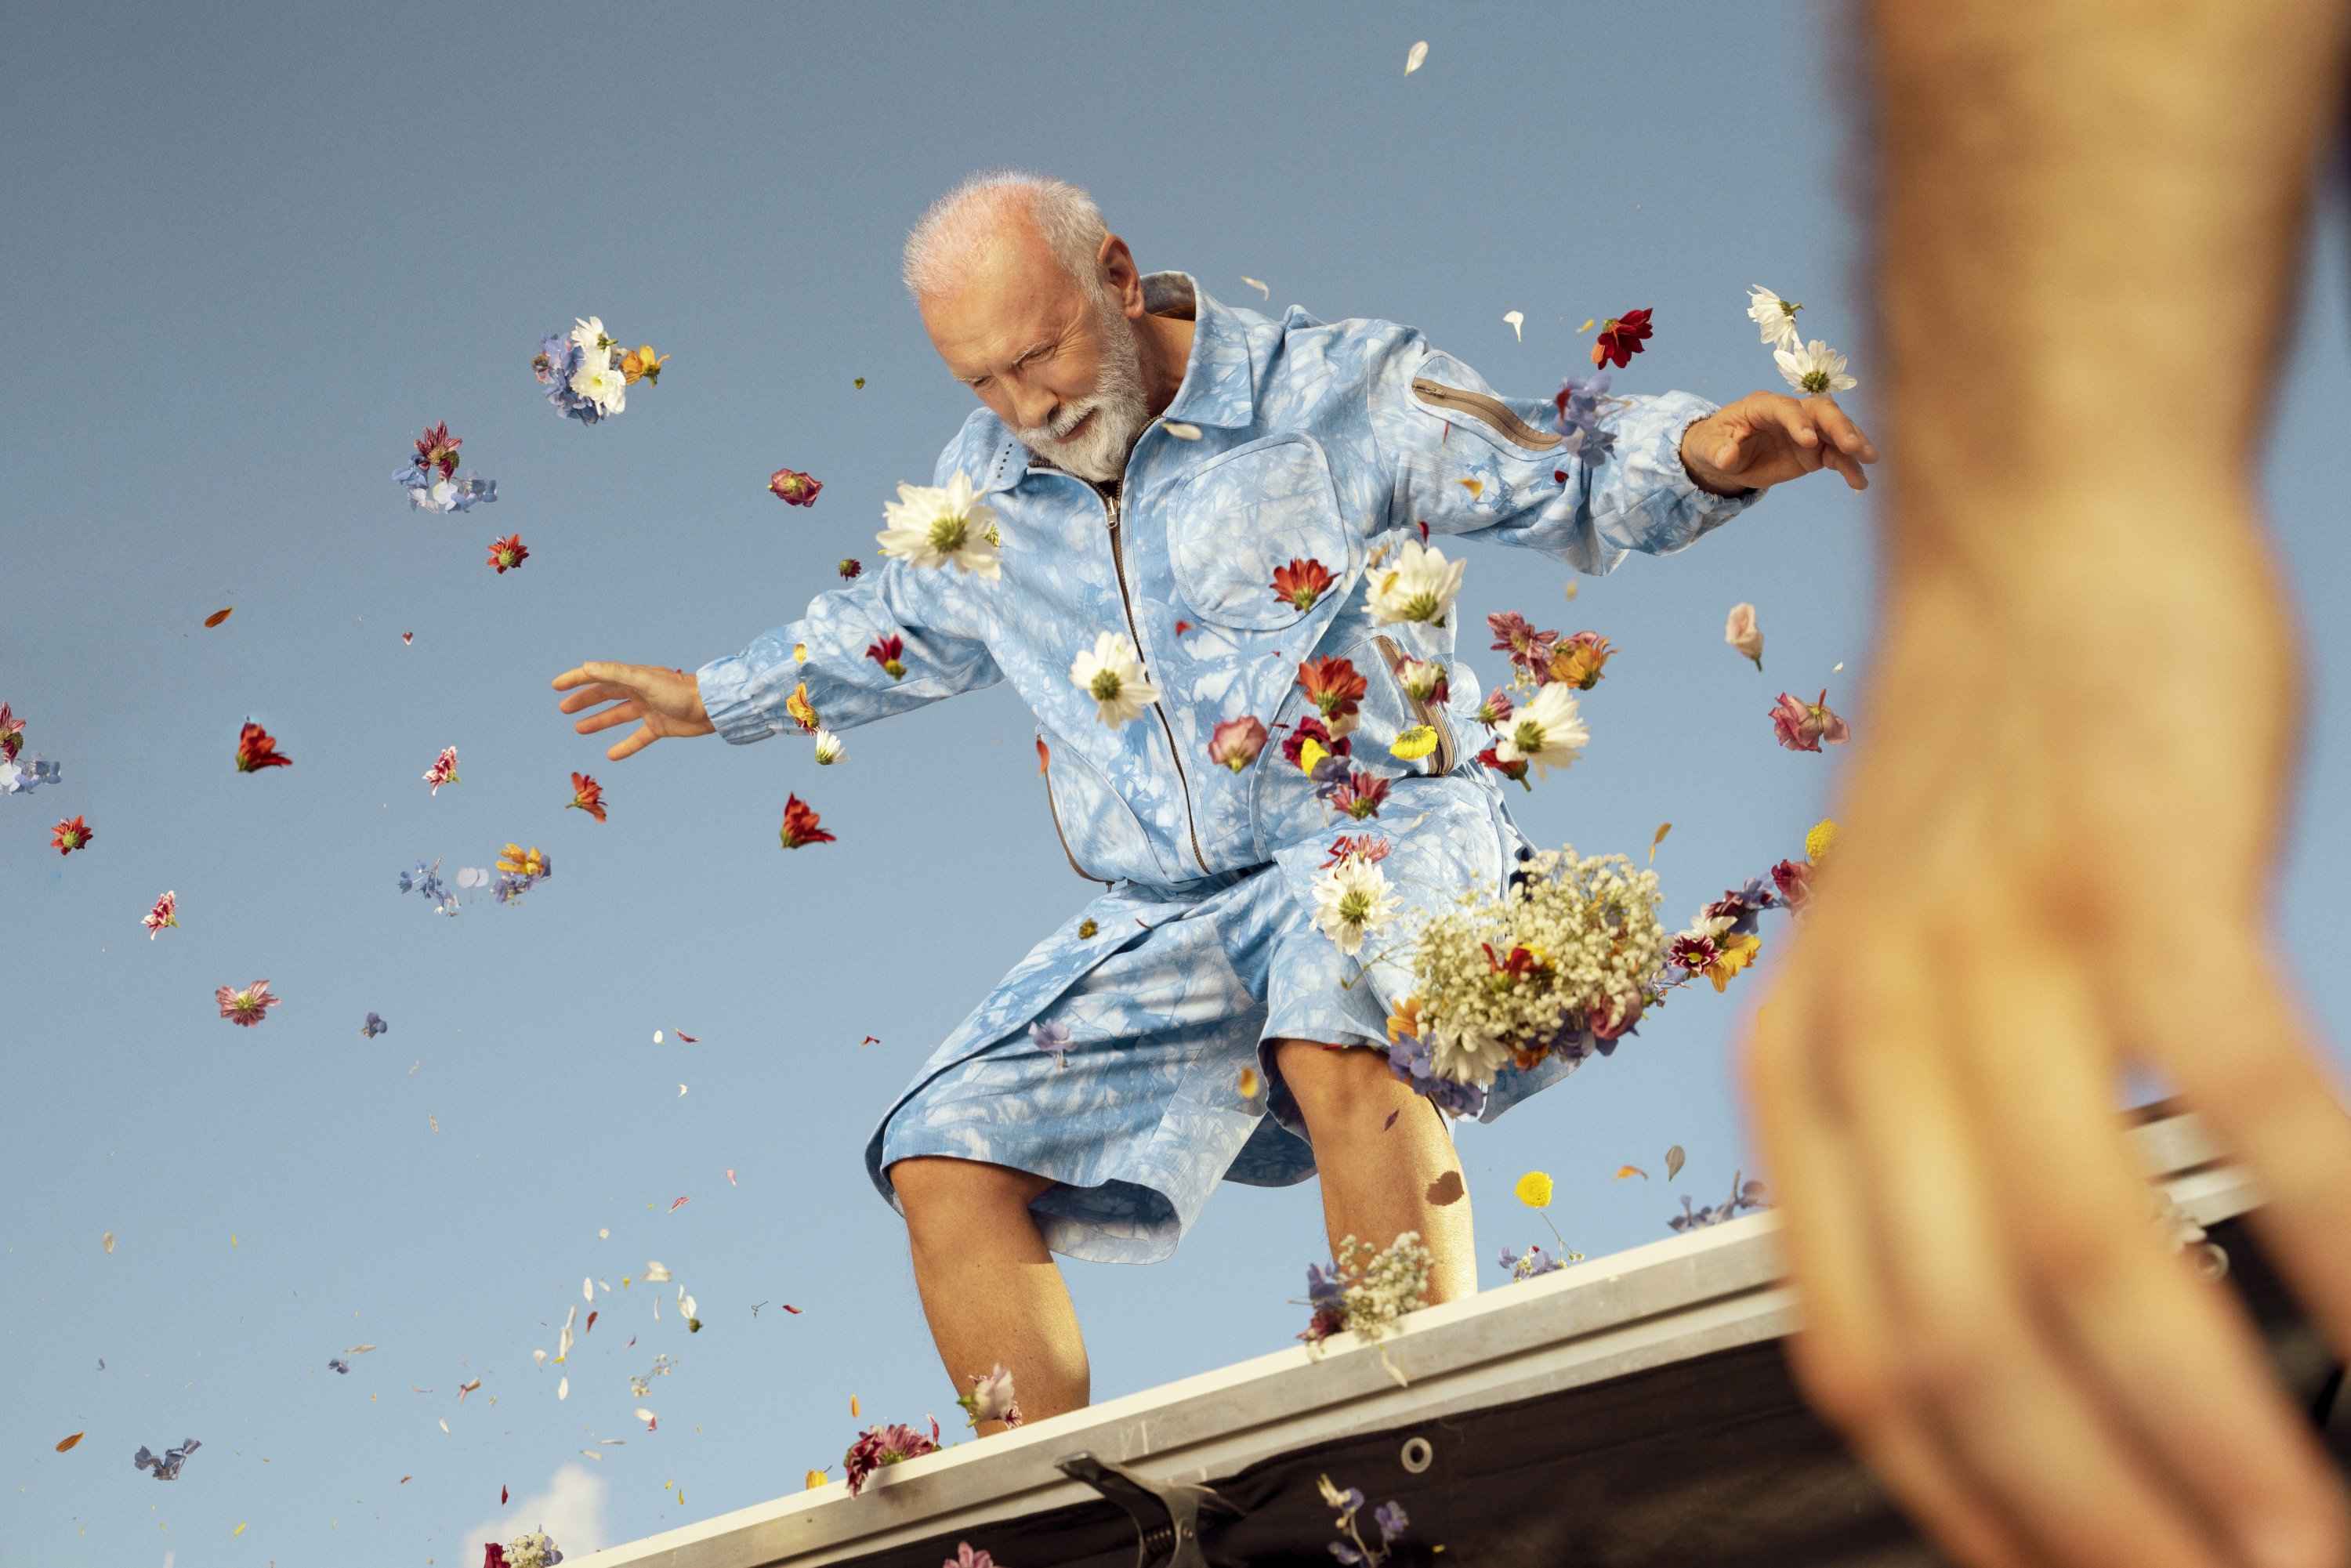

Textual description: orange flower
[1270,557,1337,612]
[1545,632,1614,690]
[620,345,671,386]
[234,720,292,773]
[779,794,835,849]
[1295,655,1367,734]
[487,534,529,573]
[567,772,607,824]
[51,814,92,854]
[784,682,819,734]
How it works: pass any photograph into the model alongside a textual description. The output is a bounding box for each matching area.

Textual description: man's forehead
[921,236,1085,371]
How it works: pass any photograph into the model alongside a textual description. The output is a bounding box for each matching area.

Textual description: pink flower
[216,980,281,1027]
[1588,996,1644,1040]
[1322,770,1391,820]
[1473,688,1514,730]
[1725,603,1764,669]
[1668,932,1722,972]
[1770,857,1815,911]
[1208,716,1269,773]
[422,746,459,794]
[1770,690,1852,752]
[143,890,179,939]
[768,468,823,506]
[842,1418,940,1496]
[1486,611,1559,674]
[0,701,21,762]
[1320,833,1392,867]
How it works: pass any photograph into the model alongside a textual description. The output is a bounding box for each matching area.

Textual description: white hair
[902,170,1110,301]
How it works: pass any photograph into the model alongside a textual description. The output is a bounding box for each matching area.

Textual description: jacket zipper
[1038,744,1112,887]
[1372,632,1458,776]
[1089,479,1212,875]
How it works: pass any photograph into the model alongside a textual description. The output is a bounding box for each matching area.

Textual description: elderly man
[553,171,1874,1424]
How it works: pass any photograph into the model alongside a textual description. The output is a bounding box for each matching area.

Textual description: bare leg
[1274,1038,1476,1303]
[888,1156,1089,1429]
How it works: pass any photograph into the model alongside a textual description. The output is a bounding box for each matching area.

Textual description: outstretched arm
[553,661,714,761]
[1753,5,2351,1568]
[1367,331,1875,574]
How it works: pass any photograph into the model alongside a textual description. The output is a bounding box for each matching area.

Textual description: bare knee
[889,1157,1053,1240]
[1275,1037,1416,1132]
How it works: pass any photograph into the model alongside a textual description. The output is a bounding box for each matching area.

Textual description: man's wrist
[1678,422,1754,498]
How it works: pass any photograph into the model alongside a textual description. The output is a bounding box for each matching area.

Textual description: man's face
[920,225,1149,483]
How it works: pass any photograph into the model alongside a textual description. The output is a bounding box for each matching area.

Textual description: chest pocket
[1168,435,1351,632]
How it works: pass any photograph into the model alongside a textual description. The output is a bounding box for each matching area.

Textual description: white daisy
[812,728,845,766]
[570,358,627,415]
[1427,1019,1516,1088]
[1069,632,1160,728]
[1775,339,1857,396]
[569,315,613,355]
[876,471,1002,578]
[1746,287,1802,350]
[1311,856,1402,957]
[1494,682,1588,778]
[1367,537,1466,628]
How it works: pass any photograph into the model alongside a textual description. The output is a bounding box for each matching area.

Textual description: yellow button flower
[1515,1171,1554,1209]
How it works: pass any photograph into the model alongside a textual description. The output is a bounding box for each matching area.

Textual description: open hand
[1679,392,1877,495]
[552,661,715,761]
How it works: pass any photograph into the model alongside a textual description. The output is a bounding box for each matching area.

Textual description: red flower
[483,1545,509,1568]
[235,720,292,773]
[215,979,281,1027]
[1320,833,1392,867]
[1483,943,1549,982]
[1589,307,1654,370]
[838,558,863,580]
[1770,857,1815,911]
[1486,612,1559,673]
[1035,736,1049,775]
[487,534,529,573]
[1476,744,1531,790]
[0,701,21,762]
[1280,715,1351,770]
[768,468,823,506]
[414,421,462,480]
[50,814,92,854]
[865,634,907,680]
[1270,557,1337,612]
[1295,656,1367,733]
[1321,770,1391,820]
[567,772,607,823]
[779,794,835,849]
[842,1418,940,1497]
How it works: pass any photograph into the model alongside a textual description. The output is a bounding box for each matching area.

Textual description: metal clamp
[1056,1451,1239,1568]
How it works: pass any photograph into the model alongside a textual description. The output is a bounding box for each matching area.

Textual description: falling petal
[725,1168,737,1185]
[102,1232,114,1254]
[1241,276,1270,299]
[231,1523,245,1538]
[557,1377,568,1400]
[1502,310,1523,341]
[1665,1145,1686,1180]
[1832,661,1844,672]
[55,1432,83,1453]
[1456,478,1484,499]
[1578,319,1595,333]
[1163,421,1201,440]
[1238,1066,1261,1098]
[440,1418,451,1432]
[849,1396,860,1418]
[1405,39,1428,73]
[669,1197,689,1211]
[584,1276,594,1302]
[636,1407,657,1425]
[204,608,233,628]
[1614,1165,1650,1181]
[678,1084,687,1096]
[654,1030,663,1044]
[1650,822,1671,864]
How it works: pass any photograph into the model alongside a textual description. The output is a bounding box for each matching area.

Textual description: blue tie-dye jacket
[697,273,1755,887]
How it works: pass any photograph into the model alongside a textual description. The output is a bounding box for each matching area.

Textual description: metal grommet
[1399,1436,1433,1474]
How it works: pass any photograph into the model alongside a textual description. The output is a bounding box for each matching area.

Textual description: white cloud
[465,1463,608,1559]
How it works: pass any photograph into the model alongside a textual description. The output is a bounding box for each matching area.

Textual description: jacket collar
[981,270,1258,494]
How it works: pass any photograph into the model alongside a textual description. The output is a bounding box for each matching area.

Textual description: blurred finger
[1964,925,2349,1568]
[556,683,639,715]
[1832,939,2236,1568]
[1749,984,2035,1568]
[607,722,660,762]
[1807,397,1880,461]
[1764,397,1824,450]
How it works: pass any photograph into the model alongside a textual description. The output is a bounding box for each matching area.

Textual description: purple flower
[1668,1172,1772,1233]
[1375,1501,1409,1543]
[0,751,59,795]
[359,1013,387,1038]
[397,860,458,915]
[1498,1244,1566,1281]
[1031,1019,1072,1068]
[132,1437,201,1479]
[1552,372,1616,465]
[328,1356,350,1374]
[1382,1032,1487,1119]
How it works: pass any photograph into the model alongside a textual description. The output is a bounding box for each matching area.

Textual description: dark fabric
[848,1218,2337,1568]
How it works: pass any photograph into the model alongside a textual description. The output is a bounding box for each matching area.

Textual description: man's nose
[1006,380,1059,433]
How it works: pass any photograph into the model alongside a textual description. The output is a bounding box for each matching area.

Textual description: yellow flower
[497,843,549,878]
[793,642,807,663]
[1386,996,1423,1045]
[1514,1171,1554,1209]
[620,345,670,386]
[1298,737,1331,776]
[1389,724,1438,761]
[1707,934,1762,992]
[785,682,819,733]
[1806,817,1839,864]
[1238,1066,1262,1099]
[805,1468,828,1490]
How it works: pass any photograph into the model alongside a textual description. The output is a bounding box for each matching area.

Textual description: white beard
[1017,292,1151,483]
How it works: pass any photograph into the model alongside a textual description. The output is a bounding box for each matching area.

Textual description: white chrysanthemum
[1427,1019,1516,1086]
[1495,683,1588,777]
[569,316,610,355]
[877,471,1003,578]
[1775,339,1857,396]
[812,728,845,766]
[1367,538,1466,627]
[571,358,627,415]
[1746,287,1802,350]
[1312,856,1401,957]
[1069,632,1160,729]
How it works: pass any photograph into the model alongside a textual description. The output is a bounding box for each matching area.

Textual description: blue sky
[5,2,2346,1562]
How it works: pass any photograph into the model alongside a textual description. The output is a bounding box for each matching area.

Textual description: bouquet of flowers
[1389,847,1669,1093]
[394,422,496,513]
[531,316,666,425]
[483,1532,562,1568]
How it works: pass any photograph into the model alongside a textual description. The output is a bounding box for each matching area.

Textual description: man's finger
[1806,396,1881,462]
[572,701,645,736]
[556,683,639,715]
[1711,421,1753,473]
[1963,927,2351,1568]
[1762,397,1824,450]
[607,722,660,762]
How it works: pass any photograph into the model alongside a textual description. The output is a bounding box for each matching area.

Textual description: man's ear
[1099,234,1146,318]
